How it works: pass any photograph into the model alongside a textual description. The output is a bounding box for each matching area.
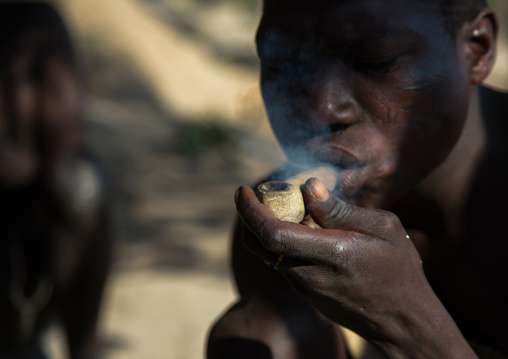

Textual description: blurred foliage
[174,119,243,157]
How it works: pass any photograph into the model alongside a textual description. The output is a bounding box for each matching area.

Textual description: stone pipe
[255,166,337,223]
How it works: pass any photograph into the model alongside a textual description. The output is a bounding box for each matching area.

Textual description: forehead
[257,0,443,50]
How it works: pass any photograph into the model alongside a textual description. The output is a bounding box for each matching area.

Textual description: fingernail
[311,178,330,201]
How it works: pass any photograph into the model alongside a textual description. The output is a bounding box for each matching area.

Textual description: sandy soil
[60,0,261,120]
[39,0,508,358]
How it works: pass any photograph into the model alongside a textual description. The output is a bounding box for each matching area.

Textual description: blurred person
[0,2,112,358]
[208,0,508,358]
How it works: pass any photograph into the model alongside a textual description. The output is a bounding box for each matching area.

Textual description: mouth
[337,166,366,199]
[304,144,368,200]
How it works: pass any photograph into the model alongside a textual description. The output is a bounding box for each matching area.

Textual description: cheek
[261,75,304,144]
[352,57,469,203]
[406,46,468,135]
[261,78,291,124]
[402,73,468,164]
[365,49,468,157]
[261,64,335,150]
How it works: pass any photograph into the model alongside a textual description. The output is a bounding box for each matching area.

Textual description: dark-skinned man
[208,0,508,358]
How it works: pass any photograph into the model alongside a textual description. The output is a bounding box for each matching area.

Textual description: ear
[459,8,498,85]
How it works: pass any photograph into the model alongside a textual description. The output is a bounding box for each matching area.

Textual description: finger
[235,186,355,263]
[241,222,313,275]
[302,178,405,240]
[300,214,321,229]
[240,222,280,264]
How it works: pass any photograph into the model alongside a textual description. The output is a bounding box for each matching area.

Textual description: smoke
[253,29,342,184]
[265,144,342,195]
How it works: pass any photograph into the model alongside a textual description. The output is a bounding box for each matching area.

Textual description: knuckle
[257,217,272,239]
[325,200,352,226]
[259,222,292,254]
[272,226,293,254]
[331,241,349,264]
[330,239,353,272]
[375,211,402,238]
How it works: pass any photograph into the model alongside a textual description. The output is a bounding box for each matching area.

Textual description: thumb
[303,178,404,240]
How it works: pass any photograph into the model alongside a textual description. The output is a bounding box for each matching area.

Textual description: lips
[310,143,360,169]
[338,166,366,198]
[301,143,367,199]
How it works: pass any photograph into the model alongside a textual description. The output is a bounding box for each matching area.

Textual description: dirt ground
[38,0,508,358]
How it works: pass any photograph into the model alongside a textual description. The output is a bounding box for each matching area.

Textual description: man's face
[257,0,472,208]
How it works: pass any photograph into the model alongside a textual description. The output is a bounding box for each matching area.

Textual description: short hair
[433,0,488,36]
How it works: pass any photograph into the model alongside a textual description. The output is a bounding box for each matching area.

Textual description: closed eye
[353,55,399,75]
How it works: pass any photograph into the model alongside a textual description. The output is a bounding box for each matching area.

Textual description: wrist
[367,290,478,359]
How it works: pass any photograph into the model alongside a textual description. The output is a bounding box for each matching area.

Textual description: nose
[306,68,359,134]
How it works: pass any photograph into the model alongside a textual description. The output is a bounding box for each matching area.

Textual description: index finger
[235,186,359,263]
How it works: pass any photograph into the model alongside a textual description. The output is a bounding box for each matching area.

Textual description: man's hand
[235,178,478,358]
